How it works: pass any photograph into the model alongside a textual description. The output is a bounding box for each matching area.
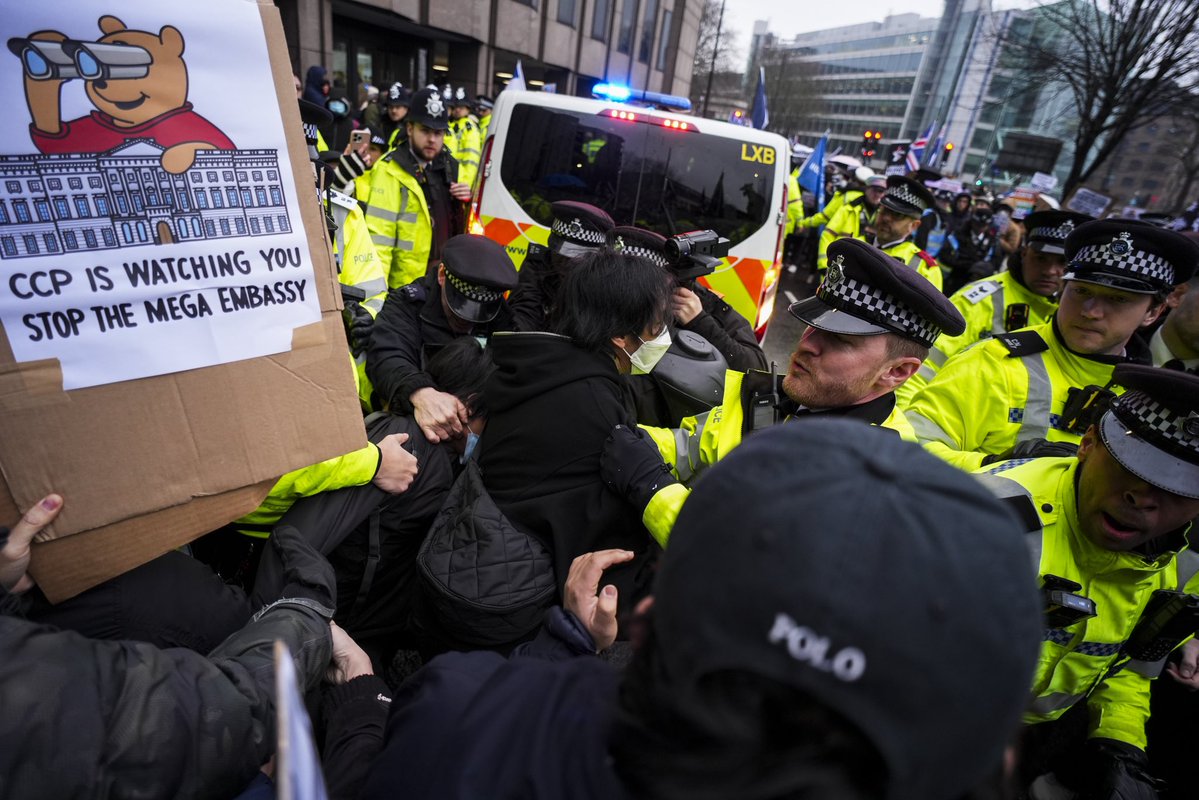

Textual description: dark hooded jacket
[303,66,329,105]
[478,332,659,604]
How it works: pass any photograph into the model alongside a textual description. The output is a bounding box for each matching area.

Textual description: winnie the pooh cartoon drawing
[13,15,234,173]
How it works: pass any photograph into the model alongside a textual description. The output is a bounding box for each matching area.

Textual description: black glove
[1071,739,1163,800]
[981,438,1079,466]
[332,151,367,191]
[600,424,679,512]
[343,300,374,356]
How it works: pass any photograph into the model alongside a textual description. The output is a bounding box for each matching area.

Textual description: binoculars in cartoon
[7,37,151,81]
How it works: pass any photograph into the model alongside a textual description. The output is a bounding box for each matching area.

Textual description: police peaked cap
[1100,364,1199,498]
[406,87,449,130]
[449,85,474,107]
[548,201,614,257]
[881,175,936,219]
[1023,210,1093,255]
[790,238,965,348]
[298,100,333,159]
[1064,220,1199,294]
[440,235,518,323]
[385,82,411,107]
[475,95,494,110]
[606,226,670,268]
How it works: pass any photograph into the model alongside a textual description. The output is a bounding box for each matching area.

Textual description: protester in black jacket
[478,249,673,611]
[0,498,337,800]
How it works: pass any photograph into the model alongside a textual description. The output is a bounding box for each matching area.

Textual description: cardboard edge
[27,479,274,603]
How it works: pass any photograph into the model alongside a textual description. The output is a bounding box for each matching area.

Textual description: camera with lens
[8,37,151,82]
[664,230,731,286]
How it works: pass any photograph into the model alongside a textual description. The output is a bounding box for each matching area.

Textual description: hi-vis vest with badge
[327,189,388,411]
[359,153,433,290]
[975,457,1199,749]
[906,320,1124,472]
[637,369,914,546]
[897,269,1057,407]
[448,116,481,189]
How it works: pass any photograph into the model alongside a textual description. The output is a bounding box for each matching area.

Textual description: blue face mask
[460,430,480,463]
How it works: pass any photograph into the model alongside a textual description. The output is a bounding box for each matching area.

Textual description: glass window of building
[89,177,102,189]
[558,0,577,27]
[1,237,16,257]
[617,0,635,53]
[638,0,658,63]
[657,10,673,70]
[591,0,610,40]
[44,233,59,253]
[5,180,20,193]
[13,200,31,223]
[23,234,38,255]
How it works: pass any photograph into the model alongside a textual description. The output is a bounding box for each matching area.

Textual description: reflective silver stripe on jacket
[671,412,711,484]
[907,411,957,449]
[1029,691,1085,715]
[330,201,350,269]
[990,285,1007,335]
[1017,351,1052,442]
[397,186,418,224]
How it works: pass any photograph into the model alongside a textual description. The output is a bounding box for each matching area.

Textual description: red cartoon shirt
[30,103,235,154]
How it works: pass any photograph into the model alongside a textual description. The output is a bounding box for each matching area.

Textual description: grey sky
[721,0,1040,59]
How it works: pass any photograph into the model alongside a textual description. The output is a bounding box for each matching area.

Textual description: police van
[468,87,790,337]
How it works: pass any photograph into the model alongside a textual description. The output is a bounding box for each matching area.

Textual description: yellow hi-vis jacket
[359,152,433,290]
[878,239,943,293]
[235,443,381,537]
[797,188,861,231]
[478,112,492,144]
[448,115,481,190]
[328,189,387,411]
[906,320,1127,472]
[974,456,1199,749]
[638,369,914,545]
[818,195,876,273]
[897,269,1058,408]
[787,171,804,234]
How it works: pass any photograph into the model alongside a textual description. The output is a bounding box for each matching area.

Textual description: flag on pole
[906,121,937,172]
[506,60,527,92]
[750,67,769,130]
[798,133,827,204]
[926,129,946,168]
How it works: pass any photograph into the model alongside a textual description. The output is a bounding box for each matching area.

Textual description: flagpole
[701,0,727,118]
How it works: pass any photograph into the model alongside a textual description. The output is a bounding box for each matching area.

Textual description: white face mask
[626,327,672,375]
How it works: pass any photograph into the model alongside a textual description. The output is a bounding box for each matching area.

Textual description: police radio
[1004,303,1030,332]
[1042,575,1097,629]
[1059,383,1117,434]
[664,230,731,287]
[1124,591,1199,664]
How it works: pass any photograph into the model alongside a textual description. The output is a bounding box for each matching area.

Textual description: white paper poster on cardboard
[0,1,320,390]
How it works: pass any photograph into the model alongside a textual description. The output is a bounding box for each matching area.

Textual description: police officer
[906,220,1197,472]
[816,168,879,275]
[367,234,517,443]
[380,82,411,148]
[509,201,614,332]
[870,175,944,292]
[1150,263,1199,371]
[601,237,966,543]
[445,86,481,191]
[896,209,1094,406]
[474,95,494,142]
[359,87,469,289]
[974,365,1199,798]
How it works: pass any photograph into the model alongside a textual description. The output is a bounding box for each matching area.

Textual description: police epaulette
[999,494,1043,533]
[849,195,867,208]
[995,330,1048,358]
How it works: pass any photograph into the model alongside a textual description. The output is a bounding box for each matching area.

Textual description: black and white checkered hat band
[447,272,502,303]
[303,122,319,145]
[551,218,607,245]
[885,184,926,211]
[1070,244,1174,286]
[819,275,940,346]
[617,244,669,268]
[1031,224,1073,243]
[1114,390,1199,461]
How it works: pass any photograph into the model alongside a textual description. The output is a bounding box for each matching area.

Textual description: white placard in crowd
[1066,187,1113,218]
[0,1,320,389]
[1030,172,1059,192]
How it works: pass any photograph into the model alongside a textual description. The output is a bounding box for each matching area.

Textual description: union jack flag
[906,121,938,172]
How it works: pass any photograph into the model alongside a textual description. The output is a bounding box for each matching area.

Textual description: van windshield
[499,103,776,246]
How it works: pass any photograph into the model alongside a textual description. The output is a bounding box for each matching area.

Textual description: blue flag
[798,135,827,204]
[750,67,768,130]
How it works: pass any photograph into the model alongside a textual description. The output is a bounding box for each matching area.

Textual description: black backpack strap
[353,508,382,612]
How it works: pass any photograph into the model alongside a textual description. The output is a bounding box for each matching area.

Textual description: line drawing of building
[0,140,293,260]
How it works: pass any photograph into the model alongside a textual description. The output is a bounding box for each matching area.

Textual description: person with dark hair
[476,249,673,626]
[250,337,495,667]
[358,421,1042,800]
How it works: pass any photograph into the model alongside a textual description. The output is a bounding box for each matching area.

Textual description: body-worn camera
[664,230,731,285]
[1059,384,1117,434]
[8,38,151,82]
[1043,574,1097,629]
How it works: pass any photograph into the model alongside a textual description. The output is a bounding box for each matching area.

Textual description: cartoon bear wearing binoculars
[11,15,234,173]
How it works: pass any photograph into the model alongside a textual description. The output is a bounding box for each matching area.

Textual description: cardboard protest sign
[0,0,365,601]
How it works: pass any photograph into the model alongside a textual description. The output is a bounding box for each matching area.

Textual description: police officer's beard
[781,367,878,410]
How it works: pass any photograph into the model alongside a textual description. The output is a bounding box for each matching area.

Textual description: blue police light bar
[592,83,692,112]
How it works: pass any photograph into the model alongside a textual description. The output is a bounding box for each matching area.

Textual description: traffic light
[944,142,954,156]
[861,129,883,158]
